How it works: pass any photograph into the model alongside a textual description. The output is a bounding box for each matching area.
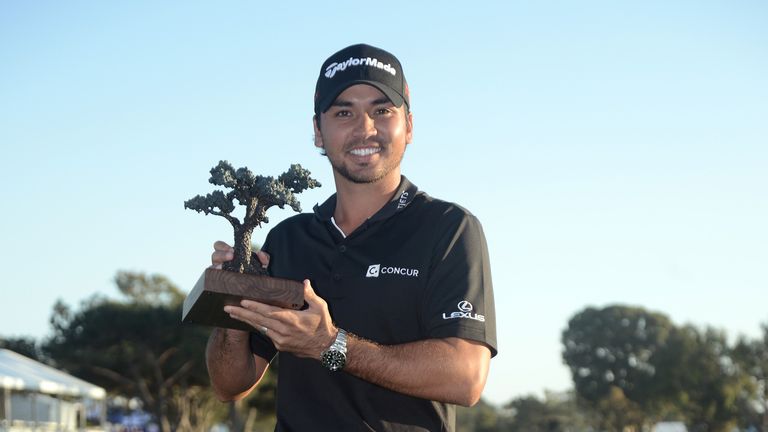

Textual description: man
[206,43,497,431]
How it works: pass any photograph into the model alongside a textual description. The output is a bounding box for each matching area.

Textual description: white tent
[0,349,106,431]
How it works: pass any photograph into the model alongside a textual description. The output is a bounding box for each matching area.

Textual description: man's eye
[375,108,392,115]
[335,110,351,117]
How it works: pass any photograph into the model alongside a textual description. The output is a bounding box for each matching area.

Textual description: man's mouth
[348,147,381,156]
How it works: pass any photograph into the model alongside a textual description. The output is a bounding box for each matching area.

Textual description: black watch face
[322,350,346,371]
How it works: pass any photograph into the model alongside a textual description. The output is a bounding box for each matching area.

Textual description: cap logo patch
[325,57,398,79]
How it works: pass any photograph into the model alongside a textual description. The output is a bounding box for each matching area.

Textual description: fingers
[210,241,234,269]
[224,303,285,337]
[214,240,233,251]
[302,279,315,298]
[254,250,270,269]
[226,282,334,357]
[302,280,327,310]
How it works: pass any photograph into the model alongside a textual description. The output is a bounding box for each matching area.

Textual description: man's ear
[313,115,323,149]
[405,111,414,145]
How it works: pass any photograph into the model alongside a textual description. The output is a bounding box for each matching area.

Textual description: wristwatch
[320,328,347,371]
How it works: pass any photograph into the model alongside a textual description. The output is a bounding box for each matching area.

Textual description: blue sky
[1,1,766,406]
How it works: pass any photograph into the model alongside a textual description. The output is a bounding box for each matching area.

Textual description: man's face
[314,84,413,185]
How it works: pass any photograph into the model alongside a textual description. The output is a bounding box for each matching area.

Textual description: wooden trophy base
[182,268,305,332]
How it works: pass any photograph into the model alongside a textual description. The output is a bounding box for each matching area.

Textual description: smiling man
[206,44,497,431]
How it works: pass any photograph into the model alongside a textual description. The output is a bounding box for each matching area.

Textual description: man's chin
[334,167,390,184]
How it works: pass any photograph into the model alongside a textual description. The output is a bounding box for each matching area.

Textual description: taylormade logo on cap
[324,57,397,79]
[314,44,408,115]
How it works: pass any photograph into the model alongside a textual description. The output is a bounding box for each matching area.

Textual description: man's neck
[332,172,401,236]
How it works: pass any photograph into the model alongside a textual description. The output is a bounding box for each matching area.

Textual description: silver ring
[260,326,268,336]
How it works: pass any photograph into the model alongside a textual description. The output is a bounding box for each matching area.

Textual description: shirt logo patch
[364,264,419,278]
[397,191,410,209]
[366,264,381,278]
[443,301,485,322]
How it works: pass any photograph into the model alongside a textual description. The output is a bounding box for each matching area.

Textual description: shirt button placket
[332,244,346,282]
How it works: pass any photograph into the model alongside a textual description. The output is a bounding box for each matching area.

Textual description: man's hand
[210,240,270,269]
[224,280,337,360]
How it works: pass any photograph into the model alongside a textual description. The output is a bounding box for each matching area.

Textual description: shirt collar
[313,176,420,224]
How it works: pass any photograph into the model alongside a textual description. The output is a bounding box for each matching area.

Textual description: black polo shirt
[250,176,497,432]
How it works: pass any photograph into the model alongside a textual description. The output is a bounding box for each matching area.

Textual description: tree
[184,161,320,274]
[563,305,758,432]
[456,397,507,432]
[43,271,222,432]
[561,305,675,417]
[733,322,768,431]
[657,326,751,432]
[589,386,645,432]
[504,391,589,432]
[0,336,42,361]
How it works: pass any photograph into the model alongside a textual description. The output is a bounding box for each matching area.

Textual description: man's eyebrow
[331,98,393,108]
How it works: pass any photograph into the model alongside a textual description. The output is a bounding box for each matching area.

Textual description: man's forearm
[206,328,267,401]
[343,335,490,406]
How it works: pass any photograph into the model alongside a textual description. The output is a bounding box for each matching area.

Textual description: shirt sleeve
[249,331,277,362]
[421,211,497,357]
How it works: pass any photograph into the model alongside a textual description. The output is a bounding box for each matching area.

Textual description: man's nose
[353,113,377,139]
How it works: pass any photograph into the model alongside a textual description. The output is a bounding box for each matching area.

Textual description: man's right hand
[210,241,270,269]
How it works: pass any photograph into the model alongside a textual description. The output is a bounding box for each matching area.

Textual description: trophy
[182,160,321,331]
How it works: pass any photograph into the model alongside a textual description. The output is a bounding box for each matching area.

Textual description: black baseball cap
[314,43,409,115]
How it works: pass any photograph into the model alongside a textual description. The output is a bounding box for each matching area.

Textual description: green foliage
[115,271,185,306]
[504,391,590,432]
[0,336,42,361]
[661,326,755,432]
[42,271,217,432]
[589,386,645,431]
[732,322,768,431]
[456,398,508,432]
[563,305,761,432]
[561,305,674,406]
[455,393,591,432]
[184,161,320,274]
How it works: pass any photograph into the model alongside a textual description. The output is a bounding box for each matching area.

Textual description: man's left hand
[224,280,337,360]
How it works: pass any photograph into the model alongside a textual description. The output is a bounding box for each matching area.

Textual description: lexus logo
[458,301,473,312]
[442,300,485,322]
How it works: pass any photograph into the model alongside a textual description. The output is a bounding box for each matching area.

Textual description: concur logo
[443,301,485,322]
[365,264,419,278]
[366,264,381,278]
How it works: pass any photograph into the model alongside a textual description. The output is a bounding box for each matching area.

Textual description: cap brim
[317,80,405,114]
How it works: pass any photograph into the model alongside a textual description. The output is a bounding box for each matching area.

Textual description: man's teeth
[349,148,380,156]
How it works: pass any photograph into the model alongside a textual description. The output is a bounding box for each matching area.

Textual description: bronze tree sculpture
[184,160,320,274]
[181,161,320,329]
